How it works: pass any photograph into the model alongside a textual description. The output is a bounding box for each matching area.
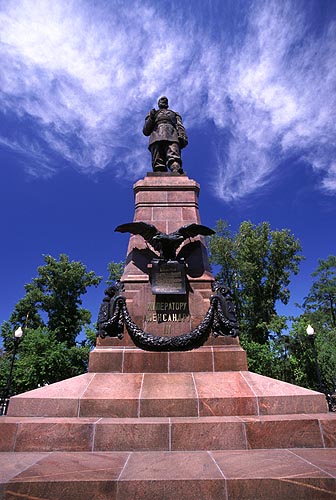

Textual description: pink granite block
[211,449,333,478]
[128,234,147,249]
[94,417,169,451]
[139,399,199,419]
[81,373,143,397]
[292,448,336,477]
[140,373,198,417]
[79,373,143,418]
[182,206,200,222]
[134,175,199,190]
[123,350,169,373]
[8,397,80,418]
[257,393,328,415]
[9,451,130,481]
[194,372,258,416]
[152,206,182,221]
[117,478,225,500]
[226,477,335,499]
[165,221,196,235]
[134,207,152,220]
[168,349,214,372]
[0,452,47,483]
[167,189,197,203]
[213,346,248,371]
[6,451,129,500]
[242,414,324,449]
[5,479,118,500]
[119,451,224,481]
[136,190,167,204]
[318,413,336,448]
[211,449,335,500]
[0,420,17,451]
[242,372,328,414]
[7,374,95,417]
[88,348,123,373]
[171,416,246,450]
[14,418,95,452]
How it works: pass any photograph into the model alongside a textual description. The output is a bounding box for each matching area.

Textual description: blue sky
[0,0,335,333]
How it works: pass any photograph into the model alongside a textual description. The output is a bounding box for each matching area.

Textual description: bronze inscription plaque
[151,260,186,295]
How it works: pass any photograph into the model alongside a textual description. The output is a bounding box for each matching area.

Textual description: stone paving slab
[0,449,335,499]
[7,371,327,418]
[1,413,335,452]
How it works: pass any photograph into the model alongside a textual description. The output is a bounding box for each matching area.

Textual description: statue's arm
[143,109,156,136]
[175,113,188,148]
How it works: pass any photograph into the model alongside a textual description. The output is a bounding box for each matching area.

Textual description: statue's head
[158,96,169,109]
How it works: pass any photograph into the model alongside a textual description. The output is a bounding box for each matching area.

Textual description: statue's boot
[153,166,168,172]
[169,162,184,174]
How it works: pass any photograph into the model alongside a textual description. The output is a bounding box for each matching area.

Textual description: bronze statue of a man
[143,96,188,174]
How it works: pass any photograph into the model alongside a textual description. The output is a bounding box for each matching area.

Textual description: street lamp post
[306,324,324,392]
[306,324,332,411]
[0,327,23,416]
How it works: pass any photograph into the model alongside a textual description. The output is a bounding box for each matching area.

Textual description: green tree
[279,317,316,388]
[106,261,125,285]
[208,220,304,380]
[289,256,336,392]
[208,220,304,343]
[14,328,90,392]
[6,254,101,346]
[303,256,336,328]
[240,338,281,379]
[0,254,102,395]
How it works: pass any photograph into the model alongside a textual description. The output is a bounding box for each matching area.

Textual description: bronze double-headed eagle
[115,222,215,261]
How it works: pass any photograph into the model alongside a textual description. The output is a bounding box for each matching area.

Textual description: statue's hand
[179,136,188,149]
[149,108,156,119]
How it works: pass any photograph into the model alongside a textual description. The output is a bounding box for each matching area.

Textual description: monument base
[0,365,335,499]
[1,336,335,498]
[1,172,335,498]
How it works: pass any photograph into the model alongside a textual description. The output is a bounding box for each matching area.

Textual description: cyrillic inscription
[144,301,190,323]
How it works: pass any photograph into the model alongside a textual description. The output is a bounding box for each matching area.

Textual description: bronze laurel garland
[97,290,239,352]
[120,296,213,351]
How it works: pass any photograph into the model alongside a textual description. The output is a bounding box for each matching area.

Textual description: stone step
[1,449,335,499]
[7,371,327,418]
[88,345,248,373]
[1,413,335,453]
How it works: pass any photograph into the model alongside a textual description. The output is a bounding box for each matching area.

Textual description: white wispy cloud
[0,0,335,201]
[208,0,336,201]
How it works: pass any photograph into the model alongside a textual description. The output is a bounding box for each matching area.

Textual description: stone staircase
[1,343,335,499]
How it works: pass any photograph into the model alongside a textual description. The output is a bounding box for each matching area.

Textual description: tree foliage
[289,256,336,392]
[106,261,125,285]
[11,328,90,393]
[0,254,102,395]
[208,222,336,395]
[208,220,304,343]
[303,256,336,329]
[6,254,101,346]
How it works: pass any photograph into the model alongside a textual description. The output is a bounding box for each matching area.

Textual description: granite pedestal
[1,174,335,499]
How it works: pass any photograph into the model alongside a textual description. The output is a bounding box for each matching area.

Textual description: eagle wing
[176,223,215,240]
[115,222,160,245]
